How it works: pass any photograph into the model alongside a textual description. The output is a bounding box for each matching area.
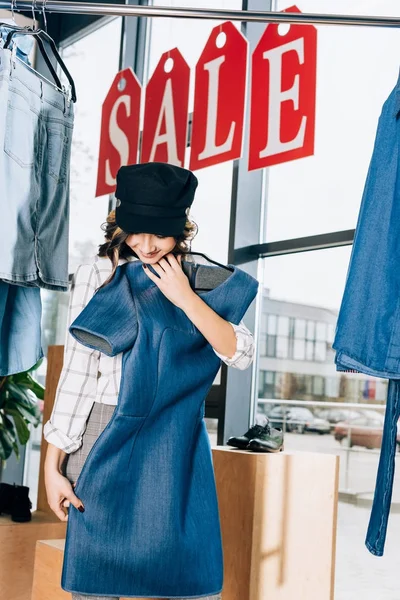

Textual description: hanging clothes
[0,23,34,65]
[61,258,259,597]
[0,45,74,292]
[0,281,43,375]
[332,70,400,556]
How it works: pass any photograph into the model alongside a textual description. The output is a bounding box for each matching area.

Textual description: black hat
[115,162,198,236]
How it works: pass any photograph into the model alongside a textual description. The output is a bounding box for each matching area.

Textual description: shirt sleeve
[42,263,101,453]
[69,264,138,357]
[212,319,255,370]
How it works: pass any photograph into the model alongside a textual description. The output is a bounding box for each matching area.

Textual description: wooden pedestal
[30,447,339,600]
[0,510,66,600]
[212,447,339,600]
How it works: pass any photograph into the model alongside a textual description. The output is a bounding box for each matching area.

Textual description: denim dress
[333,71,400,556]
[60,259,259,597]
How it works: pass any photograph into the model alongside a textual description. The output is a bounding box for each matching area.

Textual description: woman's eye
[156,235,165,239]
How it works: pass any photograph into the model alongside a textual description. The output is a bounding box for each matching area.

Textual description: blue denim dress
[61,259,259,597]
[333,71,400,556]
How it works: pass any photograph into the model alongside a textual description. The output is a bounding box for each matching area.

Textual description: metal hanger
[184,251,233,272]
[2,0,77,102]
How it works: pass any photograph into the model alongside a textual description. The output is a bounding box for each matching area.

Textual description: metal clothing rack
[0,2,399,28]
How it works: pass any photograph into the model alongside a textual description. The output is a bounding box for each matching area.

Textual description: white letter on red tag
[141,48,190,166]
[190,21,248,171]
[96,68,141,197]
[248,5,317,171]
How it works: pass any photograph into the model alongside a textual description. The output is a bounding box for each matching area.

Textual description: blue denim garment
[0,46,74,291]
[0,282,43,375]
[61,260,259,597]
[0,25,34,65]
[332,72,400,556]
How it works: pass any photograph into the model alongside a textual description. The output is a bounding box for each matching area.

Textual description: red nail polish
[78,505,85,512]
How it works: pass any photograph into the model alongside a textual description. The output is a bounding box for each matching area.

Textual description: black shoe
[0,482,16,515]
[247,424,284,453]
[11,484,32,522]
[227,421,272,450]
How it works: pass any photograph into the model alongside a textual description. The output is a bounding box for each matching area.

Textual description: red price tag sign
[96,68,141,197]
[190,21,248,171]
[248,5,317,171]
[141,48,190,166]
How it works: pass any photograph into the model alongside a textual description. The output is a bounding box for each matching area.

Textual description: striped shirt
[43,255,256,453]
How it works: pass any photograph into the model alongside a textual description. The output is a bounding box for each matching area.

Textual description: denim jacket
[333,71,400,556]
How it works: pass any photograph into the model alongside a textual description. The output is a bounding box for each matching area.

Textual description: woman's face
[125,233,177,263]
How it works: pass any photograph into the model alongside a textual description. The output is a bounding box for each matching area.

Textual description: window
[316,322,327,342]
[295,319,306,339]
[266,335,277,358]
[306,320,316,340]
[277,336,289,359]
[278,316,290,336]
[267,314,278,335]
[293,339,306,360]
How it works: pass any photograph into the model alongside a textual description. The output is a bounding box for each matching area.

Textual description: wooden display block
[212,447,339,600]
[29,447,339,600]
[31,539,144,600]
[0,510,66,600]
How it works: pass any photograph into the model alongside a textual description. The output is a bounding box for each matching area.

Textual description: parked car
[269,406,331,435]
[316,408,364,425]
[334,412,397,450]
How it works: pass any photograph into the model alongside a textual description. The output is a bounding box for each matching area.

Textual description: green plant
[0,359,45,469]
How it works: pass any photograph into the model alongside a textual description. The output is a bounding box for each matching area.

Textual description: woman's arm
[43,263,101,453]
[212,320,255,370]
[181,292,243,357]
[43,262,101,519]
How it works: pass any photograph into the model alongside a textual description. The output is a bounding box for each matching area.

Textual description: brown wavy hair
[97,209,198,289]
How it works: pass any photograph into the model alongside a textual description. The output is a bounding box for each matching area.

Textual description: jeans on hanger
[0,44,74,291]
[0,281,43,375]
[0,25,34,65]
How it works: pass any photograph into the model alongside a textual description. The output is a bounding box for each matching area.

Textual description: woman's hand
[44,469,85,522]
[142,252,195,310]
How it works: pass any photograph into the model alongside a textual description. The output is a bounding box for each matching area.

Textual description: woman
[43,162,257,600]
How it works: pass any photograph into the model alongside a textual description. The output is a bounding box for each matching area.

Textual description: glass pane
[267,314,277,335]
[278,316,290,336]
[315,341,326,362]
[293,339,306,360]
[306,320,315,340]
[256,244,392,598]
[295,319,306,339]
[59,18,123,272]
[277,336,289,359]
[266,335,277,357]
[306,340,314,361]
[266,0,400,242]
[316,322,327,341]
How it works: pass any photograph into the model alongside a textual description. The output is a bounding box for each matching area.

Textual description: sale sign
[248,5,317,171]
[96,68,141,197]
[95,6,317,197]
[190,21,248,171]
[141,48,190,166]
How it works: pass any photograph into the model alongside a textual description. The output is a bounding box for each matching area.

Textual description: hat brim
[115,205,187,237]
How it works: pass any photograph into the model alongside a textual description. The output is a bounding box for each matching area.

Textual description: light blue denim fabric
[62,260,259,597]
[0,25,34,65]
[0,45,74,291]
[332,71,400,556]
[0,281,43,375]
